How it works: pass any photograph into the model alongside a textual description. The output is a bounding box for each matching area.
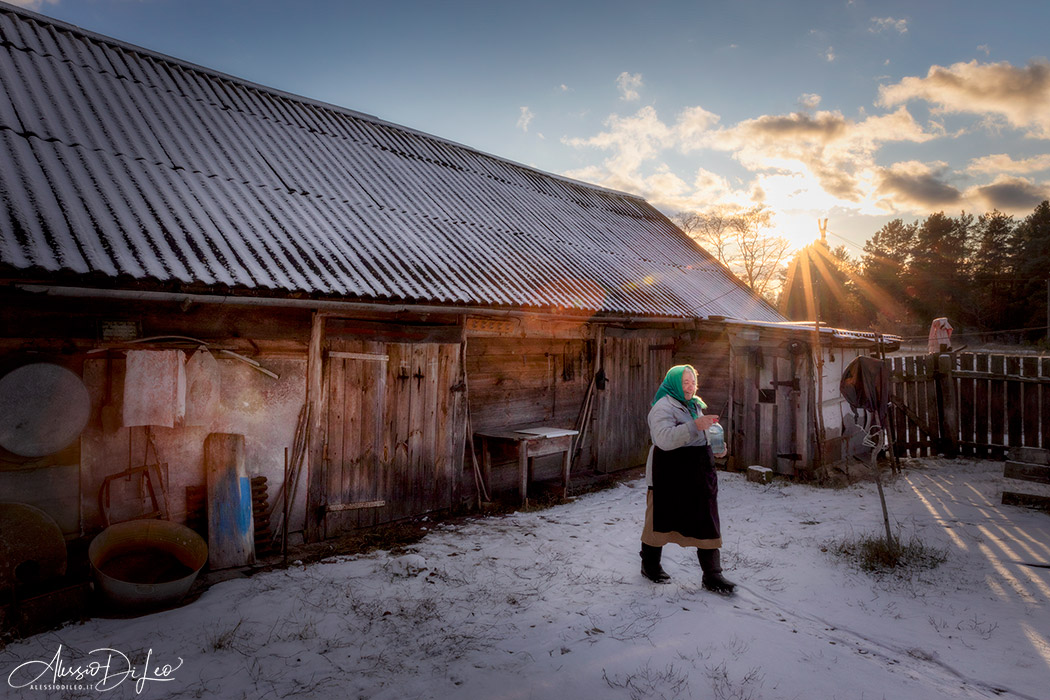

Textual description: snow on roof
[0,3,784,322]
[720,318,903,346]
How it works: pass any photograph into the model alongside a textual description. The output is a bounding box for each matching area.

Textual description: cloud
[967,153,1050,174]
[968,176,1049,212]
[875,161,962,210]
[878,59,1050,137]
[517,106,534,133]
[798,93,822,110]
[5,0,59,7]
[824,47,836,62]
[616,72,643,101]
[870,17,908,34]
[977,44,991,56]
[563,105,674,176]
[557,84,571,93]
[562,98,945,220]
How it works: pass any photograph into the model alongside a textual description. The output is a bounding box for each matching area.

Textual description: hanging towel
[927,317,953,354]
[184,348,220,428]
[122,350,186,428]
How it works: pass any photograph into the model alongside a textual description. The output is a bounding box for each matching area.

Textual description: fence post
[935,353,959,457]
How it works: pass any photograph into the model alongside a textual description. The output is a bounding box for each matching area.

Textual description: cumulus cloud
[977,44,991,56]
[870,17,908,34]
[968,176,1049,212]
[563,106,674,177]
[878,59,1050,137]
[616,72,643,101]
[798,93,822,110]
[875,161,962,210]
[966,153,1050,174]
[824,47,836,62]
[562,99,940,217]
[517,106,534,133]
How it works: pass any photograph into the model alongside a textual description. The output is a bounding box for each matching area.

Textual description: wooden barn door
[323,338,462,533]
[595,334,672,472]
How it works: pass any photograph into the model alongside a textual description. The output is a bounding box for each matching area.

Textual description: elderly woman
[640,364,736,594]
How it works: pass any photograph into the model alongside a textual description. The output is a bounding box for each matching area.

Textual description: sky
[9,0,1050,255]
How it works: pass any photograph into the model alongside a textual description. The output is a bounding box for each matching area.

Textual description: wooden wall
[465,332,594,492]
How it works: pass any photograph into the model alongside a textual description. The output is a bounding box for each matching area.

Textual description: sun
[775,211,825,252]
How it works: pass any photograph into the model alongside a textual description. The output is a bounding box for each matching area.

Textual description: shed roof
[0,3,783,322]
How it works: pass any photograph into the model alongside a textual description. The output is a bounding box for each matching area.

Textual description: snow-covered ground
[4,458,1049,700]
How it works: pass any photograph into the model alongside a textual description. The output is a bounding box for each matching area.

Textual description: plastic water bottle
[707,422,725,453]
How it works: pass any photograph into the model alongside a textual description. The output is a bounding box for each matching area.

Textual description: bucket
[88,520,208,609]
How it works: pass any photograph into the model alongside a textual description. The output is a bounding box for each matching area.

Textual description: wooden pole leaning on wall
[305,312,326,543]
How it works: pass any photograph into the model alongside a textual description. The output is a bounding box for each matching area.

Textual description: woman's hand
[715,447,728,458]
[694,414,719,431]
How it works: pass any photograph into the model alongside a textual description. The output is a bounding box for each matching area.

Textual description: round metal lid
[0,363,91,458]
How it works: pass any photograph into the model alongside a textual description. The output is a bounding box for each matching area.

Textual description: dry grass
[830,531,947,574]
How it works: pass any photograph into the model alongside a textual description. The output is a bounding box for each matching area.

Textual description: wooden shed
[0,2,892,578]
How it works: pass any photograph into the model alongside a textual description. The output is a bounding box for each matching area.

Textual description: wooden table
[474,427,580,504]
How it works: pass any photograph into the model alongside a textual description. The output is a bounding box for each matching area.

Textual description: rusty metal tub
[88,520,207,609]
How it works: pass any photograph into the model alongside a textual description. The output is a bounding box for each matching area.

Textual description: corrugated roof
[0,3,783,321]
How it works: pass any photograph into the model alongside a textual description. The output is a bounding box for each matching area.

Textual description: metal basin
[88,520,207,609]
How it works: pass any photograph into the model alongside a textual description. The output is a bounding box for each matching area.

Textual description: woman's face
[681,369,697,399]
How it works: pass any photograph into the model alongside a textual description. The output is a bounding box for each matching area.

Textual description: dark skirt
[641,444,722,549]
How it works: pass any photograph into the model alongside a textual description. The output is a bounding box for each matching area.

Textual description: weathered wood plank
[924,355,940,456]
[205,432,255,569]
[1007,446,1050,465]
[958,353,975,457]
[1001,491,1050,510]
[1042,357,1050,452]
[989,355,1006,459]
[974,353,989,458]
[1003,461,1050,484]
[327,351,346,504]
[1023,357,1040,448]
[1006,356,1023,450]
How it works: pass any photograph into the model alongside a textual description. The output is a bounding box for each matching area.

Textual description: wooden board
[1022,357,1040,448]
[205,432,256,569]
[1004,461,1050,484]
[958,353,975,457]
[1002,491,1050,510]
[1006,356,1023,449]
[974,353,990,458]
[989,355,1005,458]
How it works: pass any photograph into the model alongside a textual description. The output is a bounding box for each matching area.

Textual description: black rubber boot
[640,544,670,583]
[698,548,736,595]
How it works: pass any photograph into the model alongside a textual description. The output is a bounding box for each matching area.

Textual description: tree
[1009,200,1050,338]
[969,210,1017,331]
[676,206,791,303]
[906,211,972,323]
[859,218,917,330]
[779,242,866,328]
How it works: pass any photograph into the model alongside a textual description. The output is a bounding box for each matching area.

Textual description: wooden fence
[887,352,1050,459]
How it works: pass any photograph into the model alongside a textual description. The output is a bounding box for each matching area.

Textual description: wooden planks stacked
[1002,447,1050,511]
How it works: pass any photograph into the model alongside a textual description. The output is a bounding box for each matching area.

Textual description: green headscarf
[651,364,707,417]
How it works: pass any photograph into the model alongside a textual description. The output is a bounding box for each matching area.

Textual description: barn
[0,0,895,592]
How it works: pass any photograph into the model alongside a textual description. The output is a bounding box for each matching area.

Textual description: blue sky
[11,0,1050,254]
